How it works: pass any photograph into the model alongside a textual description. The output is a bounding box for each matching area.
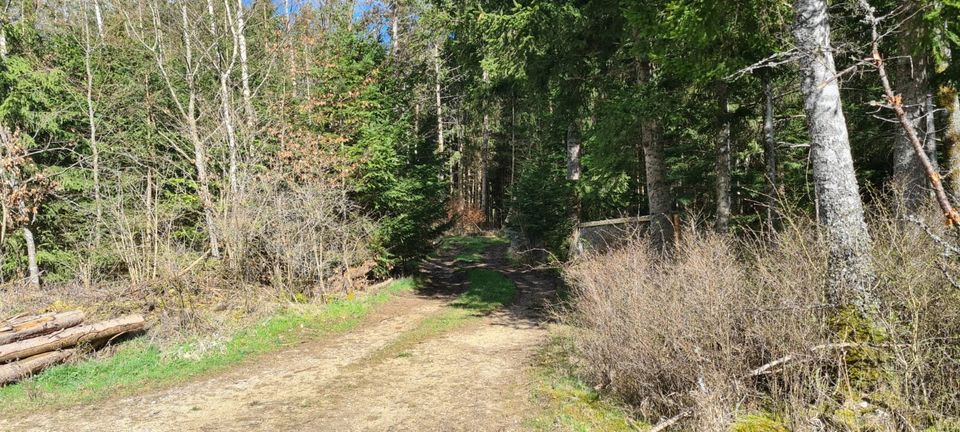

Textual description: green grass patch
[528,329,643,432]
[453,268,517,313]
[0,278,416,415]
[437,235,509,264]
[361,268,516,365]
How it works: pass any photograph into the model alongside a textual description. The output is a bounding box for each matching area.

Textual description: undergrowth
[0,278,416,415]
[564,207,960,430]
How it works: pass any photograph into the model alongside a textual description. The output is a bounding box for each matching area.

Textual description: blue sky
[241,0,379,18]
[240,0,392,43]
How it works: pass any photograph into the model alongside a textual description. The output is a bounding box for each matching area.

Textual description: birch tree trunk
[0,17,7,60]
[639,60,674,252]
[235,0,255,129]
[209,0,239,196]
[82,8,102,244]
[715,87,733,233]
[220,73,239,196]
[891,9,931,210]
[793,0,876,312]
[390,1,399,57]
[92,0,105,39]
[180,4,221,258]
[567,122,582,257]
[23,226,40,289]
[434,43,444,155]
[566,123,581,181]
[763,77,780,230]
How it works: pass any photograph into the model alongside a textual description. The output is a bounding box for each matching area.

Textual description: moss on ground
[528,330,642,432]
[730,413,790,432]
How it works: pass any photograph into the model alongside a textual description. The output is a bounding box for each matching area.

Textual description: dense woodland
[3,0,960,429]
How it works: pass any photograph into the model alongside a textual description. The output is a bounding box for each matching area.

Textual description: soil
[2,243,559,432]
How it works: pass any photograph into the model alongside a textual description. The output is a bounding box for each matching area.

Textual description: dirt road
[3,244,557,432]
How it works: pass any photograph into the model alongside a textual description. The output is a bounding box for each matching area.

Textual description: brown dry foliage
[564,206,960,431]
[448,199,485,234]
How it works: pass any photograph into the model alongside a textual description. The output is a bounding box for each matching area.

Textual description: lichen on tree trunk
[793,0,877,314]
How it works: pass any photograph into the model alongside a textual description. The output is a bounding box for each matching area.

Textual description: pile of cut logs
[0,311,145,385]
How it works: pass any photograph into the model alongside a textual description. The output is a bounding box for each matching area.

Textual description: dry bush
[448,199,485,234]
[220,179,374,299]
[564,209,960,431]
[3,172,380,346]
[869,203,960,419]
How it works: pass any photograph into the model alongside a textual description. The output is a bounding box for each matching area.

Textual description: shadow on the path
[415,239,560,331]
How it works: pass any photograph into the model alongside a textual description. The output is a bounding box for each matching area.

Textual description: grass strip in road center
[362,268,517,363]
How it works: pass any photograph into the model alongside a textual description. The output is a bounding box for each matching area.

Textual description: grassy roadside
[528,328,644,432]
[0,278,416,415]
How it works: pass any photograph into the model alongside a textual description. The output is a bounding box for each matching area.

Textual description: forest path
[4,241,558,432]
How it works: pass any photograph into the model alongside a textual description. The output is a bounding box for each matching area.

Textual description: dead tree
[861,0,960,227]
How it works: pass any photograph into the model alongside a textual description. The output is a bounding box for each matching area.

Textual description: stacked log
[0,349,76,385]
[0,311,85,345]
[0,312,145,385]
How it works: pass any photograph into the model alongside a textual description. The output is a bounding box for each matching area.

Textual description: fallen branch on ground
[648,410,693,432]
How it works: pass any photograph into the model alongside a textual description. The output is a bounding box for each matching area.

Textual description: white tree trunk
[434,43,444,154]
[82,10,102,244]
[391,1,399,57]
[23,226,40,289]
[235,0,255,129]
[220,73,239,196]
[93,0,105,39]
[793,0,876,311]
[0,24,7,60]
[566,123,581,181]
[181,4,221,258]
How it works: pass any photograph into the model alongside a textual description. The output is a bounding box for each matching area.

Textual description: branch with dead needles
[860,0,960,228]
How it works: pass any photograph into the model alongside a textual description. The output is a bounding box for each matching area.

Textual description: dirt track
[2,244,557,432]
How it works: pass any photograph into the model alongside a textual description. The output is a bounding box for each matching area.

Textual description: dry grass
[563,207,960,431]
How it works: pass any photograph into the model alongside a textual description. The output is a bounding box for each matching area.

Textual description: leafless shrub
[220,179,374,299]
[564,207,960,430]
